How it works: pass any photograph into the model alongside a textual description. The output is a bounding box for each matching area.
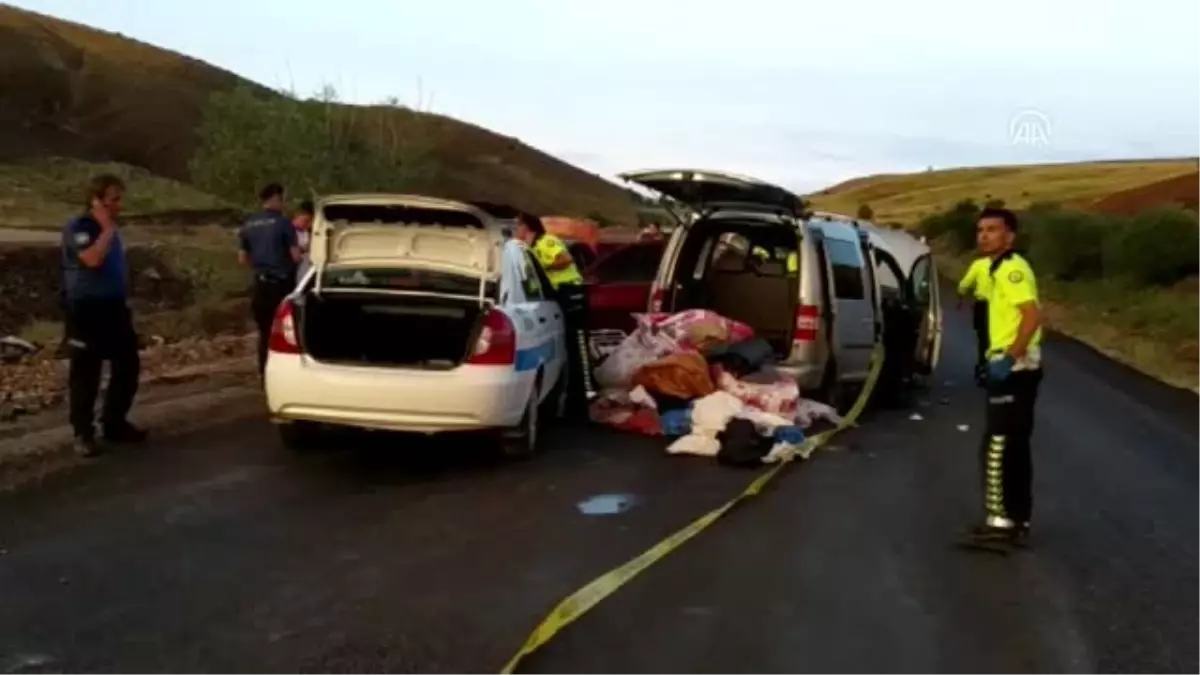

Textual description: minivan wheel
[501,390,540,458]
[818,360,852,415]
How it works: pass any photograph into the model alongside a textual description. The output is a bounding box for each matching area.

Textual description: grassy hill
[0,156,236,227]
[1092,171,1199,215]
[0,4,637,223]
[808,159,1199,226]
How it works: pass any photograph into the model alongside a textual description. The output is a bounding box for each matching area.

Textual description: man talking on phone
[60,174,147,457]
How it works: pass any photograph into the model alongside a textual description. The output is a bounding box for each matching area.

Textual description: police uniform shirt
[239,210,299,279]
[61,214,128,301]
[958,257,993,301]
[987,252,1042,370]
[531,233,583,289]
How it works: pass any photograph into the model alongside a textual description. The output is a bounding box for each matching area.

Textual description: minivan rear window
[322,267,498,299]
[825,239,866,299]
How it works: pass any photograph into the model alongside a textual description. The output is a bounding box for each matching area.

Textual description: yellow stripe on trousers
[500,344,886,674]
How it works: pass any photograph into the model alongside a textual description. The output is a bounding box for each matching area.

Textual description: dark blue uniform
[61,214,140,440]
[239,209,299,373]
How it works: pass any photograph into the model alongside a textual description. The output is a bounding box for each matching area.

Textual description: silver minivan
[620,168,942,404]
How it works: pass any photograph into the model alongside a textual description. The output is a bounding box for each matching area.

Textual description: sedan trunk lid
[310,194,501,281]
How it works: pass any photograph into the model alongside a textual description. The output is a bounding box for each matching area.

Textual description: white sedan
[264,194,568,456]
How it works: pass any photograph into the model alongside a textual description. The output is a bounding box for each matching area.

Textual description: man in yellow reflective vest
[514,212,595,417]
[751,245,799,275]
[958,207,1043,554]
[957,255,993,385]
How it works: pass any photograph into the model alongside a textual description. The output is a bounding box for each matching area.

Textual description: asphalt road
[0,306,1195,673]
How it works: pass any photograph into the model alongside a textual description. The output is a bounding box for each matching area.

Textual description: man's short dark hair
[296,199,314,215]
[259,182,285,202]
[85,174,125,209]
[980,207,1019,233]
[516,211,546,236]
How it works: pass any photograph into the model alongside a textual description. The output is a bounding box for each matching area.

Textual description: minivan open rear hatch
[618,169,809,223]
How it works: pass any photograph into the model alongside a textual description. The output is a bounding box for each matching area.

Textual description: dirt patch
[0,244,195,336]
[0,333,257,423]
[1091,171,1199,215]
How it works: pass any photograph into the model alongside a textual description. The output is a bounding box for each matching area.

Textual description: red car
[565,239,667,360]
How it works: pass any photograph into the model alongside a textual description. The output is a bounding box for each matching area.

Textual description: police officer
[514,212,595,416]
[61,174,147,457]
[957,255,993,385]
[239,183,302,375]
[958,207,1044,553]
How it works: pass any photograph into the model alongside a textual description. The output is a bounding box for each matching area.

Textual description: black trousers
[251,275,294,375]
[971,301,989,369]
[980,368,1043,526]
[66,298,140,438]
[554,283,595,416]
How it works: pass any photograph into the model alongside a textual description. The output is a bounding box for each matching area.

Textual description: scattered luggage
[588,309,843,466]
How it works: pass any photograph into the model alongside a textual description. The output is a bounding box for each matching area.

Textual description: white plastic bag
[593,328,679,389]
[665,391,743,458]
[794,399,843,428]
[666,434,722,457]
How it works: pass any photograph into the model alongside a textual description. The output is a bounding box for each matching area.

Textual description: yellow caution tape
[500,344,886,674]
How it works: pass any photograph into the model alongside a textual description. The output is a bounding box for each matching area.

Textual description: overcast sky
[14,0,1200,192]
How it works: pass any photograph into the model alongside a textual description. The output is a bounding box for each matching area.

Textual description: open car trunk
[302,292,484,369]
[667,221,800,356]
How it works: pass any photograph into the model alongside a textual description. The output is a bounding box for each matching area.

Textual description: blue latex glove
[986,355,1015,383]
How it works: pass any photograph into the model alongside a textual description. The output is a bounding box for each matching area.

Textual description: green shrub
[856,203,875,220]
[1102,207,1200,286]
[1021,209,1108,280]
[189,85,439,205]
[918,198,979,252]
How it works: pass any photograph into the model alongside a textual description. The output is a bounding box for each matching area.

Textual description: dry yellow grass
[808,159,1199,227]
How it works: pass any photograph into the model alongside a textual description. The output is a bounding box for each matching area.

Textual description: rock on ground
[0,333,256,423]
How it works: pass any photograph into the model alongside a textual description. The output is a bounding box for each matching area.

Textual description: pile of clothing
[589,310,843,467]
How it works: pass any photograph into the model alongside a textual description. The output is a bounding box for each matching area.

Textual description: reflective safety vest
[531,233,583,289]
[987,251,1043,367]
[958,257,993,302]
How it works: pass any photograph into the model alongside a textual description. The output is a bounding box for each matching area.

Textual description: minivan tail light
[649,286,664,313]
[268,299,301,354]
[467,308,517,366]
[793,304,820,343]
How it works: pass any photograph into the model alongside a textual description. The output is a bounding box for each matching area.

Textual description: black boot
[955,523,1016,555]
[73,433,102,458]
[1010,523,1031,549]
[103,420,148,444]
